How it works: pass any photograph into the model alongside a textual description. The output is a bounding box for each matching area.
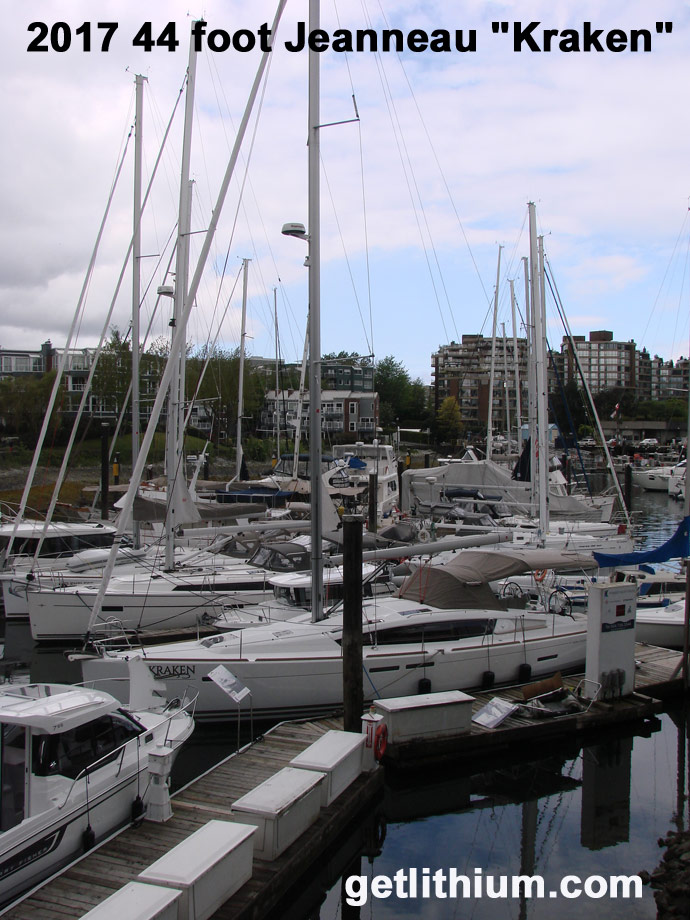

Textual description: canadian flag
[610,402,620,420]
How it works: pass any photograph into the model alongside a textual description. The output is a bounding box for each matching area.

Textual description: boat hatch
[201,635,227,647]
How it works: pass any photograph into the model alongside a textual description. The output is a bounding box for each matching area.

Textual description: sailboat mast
[82,0,288,640]
[131,74,145,548]
[523,254,537,514]
[292,323,309,478]
[486,244,502,460]
[273,287,281,460]
[510,278,522,446]
[165,31,197,571]
[236,257,249,479]
[529,202,549,543]
[502,322,511,445]
[308,0,324,623]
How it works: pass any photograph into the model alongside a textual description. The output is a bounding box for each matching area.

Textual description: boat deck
[1,642,685,920]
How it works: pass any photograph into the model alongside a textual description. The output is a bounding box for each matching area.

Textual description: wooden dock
[384,642,685,766]
[1,641,685,919]
[2,717,383,920]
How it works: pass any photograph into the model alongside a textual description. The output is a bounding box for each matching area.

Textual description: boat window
[366,618,496,646]
[250,546,274,569]
[273,586,299,606]
[3,532,115,560]
[32,714,142,780]
[1,725,26,831]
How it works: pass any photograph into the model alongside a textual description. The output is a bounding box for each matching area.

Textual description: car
[579,438,597,449]
[638,438,659,449]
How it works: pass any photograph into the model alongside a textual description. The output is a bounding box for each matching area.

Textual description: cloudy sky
[2,0,690,385]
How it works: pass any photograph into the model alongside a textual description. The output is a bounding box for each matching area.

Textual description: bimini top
[0,683,119,733]
[397,548,594,610]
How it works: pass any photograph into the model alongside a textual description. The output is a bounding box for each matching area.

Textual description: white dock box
[373,690,475,743]
[289,730,364,806]
[230,766,325,861]
[584,582,638,700]
[137,820,256,920]
[79,882,181,920]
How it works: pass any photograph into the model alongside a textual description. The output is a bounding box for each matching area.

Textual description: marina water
[1,489,686,918]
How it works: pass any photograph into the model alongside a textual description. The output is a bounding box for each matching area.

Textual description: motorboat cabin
[0,680,194,905]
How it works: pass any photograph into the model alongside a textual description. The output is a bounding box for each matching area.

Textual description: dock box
[373,690,475,743]
[137,820,256,920]
[79,882,181,920]
[230,765,325,861]
[289,730,364,806]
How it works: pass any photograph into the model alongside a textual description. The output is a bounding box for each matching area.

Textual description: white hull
[82,607,587,722]
[26,588,231,642]
[2,766,154,904]
[0,683,194,906]
[631,467,673,491]
[636,601,688,648]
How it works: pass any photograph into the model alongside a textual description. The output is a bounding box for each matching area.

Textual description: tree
[91,327,132,420]
[0,371,63,444]
[322,351,372,366]
[436,396,462,446]
[374,356,412,429]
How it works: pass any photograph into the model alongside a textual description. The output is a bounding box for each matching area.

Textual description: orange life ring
[534,569,548,583]
[374,723,388,761]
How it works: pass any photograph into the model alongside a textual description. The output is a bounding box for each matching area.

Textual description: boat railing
[57,688,198,812]
[158,688,199,747]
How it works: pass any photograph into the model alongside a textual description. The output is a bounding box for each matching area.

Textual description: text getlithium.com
[344,869,643,906]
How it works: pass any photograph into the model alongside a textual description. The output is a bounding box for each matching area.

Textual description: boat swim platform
[0,717,384,920]
[1,642,685,920]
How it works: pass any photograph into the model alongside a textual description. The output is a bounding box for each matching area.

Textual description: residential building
[558,331,637,394]
[260,389,379,441]
[431,335,529,435]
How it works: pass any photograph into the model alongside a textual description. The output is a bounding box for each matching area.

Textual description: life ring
[417,528,431,543]
[534,569,548,583]
[374,723,388,761]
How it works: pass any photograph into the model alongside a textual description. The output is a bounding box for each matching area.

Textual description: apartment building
[260,389,379,441]
[431,335,530,435]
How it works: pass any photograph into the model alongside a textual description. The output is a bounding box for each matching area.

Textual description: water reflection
[281,712,686,919]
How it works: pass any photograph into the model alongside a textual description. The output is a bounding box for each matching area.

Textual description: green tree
[374,356,412,429]
[91,327,132,420]
[435,396,462,446]
[0,371,63,444]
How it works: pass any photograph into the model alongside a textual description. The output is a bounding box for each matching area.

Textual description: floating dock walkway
[1,641,685,920]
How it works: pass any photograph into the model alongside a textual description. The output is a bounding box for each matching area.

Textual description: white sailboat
[80,548,593,722]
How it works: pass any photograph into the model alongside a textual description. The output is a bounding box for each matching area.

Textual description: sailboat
[79,4,602,722]
[80,546,593,721]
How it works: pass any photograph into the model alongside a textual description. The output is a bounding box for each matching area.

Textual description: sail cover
[593,516,690,568]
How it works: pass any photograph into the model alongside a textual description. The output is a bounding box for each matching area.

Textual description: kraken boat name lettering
[149,664,196,680]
